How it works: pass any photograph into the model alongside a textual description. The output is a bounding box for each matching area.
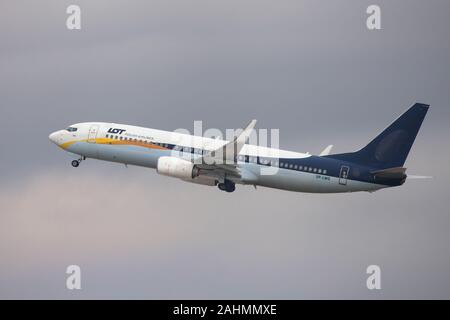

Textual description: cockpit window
[66,127,78,132]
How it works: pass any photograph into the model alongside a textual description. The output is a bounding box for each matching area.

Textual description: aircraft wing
[193,119,257,180]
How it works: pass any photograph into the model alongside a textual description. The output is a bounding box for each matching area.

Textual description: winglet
[234,119,257,152]
[319,145,333,156]
[202,119,257,165]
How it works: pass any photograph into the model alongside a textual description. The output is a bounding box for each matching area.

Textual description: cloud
[0,169,449,299]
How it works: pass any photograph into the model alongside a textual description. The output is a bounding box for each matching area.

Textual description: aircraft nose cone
[49,131,61,145]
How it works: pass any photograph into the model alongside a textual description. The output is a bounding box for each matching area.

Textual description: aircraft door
[87,125,99,143]
[339,165,349,185]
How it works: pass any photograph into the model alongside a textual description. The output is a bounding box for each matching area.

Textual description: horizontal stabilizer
[319,145,333,156]
[371,167,407,179]
[407,175,433,179]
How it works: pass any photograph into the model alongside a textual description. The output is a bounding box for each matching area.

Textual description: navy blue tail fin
[326,103,429,169]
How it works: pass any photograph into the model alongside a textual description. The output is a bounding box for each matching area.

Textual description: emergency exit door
[87,125,99,143]
[339,166,350,185]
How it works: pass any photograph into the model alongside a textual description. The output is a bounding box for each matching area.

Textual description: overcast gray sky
[0,0,449,299]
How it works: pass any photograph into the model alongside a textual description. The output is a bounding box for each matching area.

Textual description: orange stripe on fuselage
[98,138,169,150]
[60,137,169,151]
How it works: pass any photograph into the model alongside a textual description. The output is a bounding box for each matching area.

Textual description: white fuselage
[49,122,386,193]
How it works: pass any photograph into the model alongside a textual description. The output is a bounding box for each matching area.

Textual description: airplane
[49,103,429,193]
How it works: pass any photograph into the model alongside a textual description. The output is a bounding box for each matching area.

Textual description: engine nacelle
[157,157,217,186]
[157,156,196,179]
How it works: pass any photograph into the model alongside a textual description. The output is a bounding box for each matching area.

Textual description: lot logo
[108,128,126,134]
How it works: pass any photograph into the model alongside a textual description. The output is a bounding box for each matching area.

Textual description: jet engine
[157,156,197,179]
[157,156,217,186]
